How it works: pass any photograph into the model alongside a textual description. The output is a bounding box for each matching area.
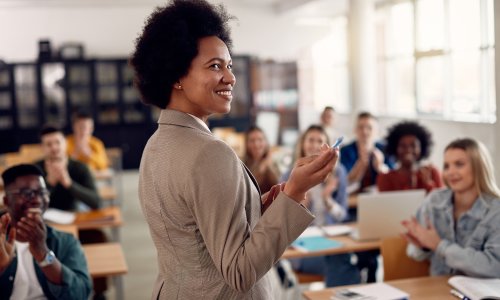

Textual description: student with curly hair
[377,121,443,193]
[130,1,339,298]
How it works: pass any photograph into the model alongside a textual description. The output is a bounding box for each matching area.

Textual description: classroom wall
[0,0,331,62]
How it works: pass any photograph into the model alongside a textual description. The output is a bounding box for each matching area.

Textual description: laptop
[351,189,426,241]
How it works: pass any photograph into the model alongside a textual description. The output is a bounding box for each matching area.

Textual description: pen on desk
[450,289,471,300]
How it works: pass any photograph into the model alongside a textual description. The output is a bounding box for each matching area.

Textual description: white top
[10,241,46,300]
[187,113,210,132]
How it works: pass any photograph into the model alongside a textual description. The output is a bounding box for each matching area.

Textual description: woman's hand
[284,144,338,203]
[401,216,441,251]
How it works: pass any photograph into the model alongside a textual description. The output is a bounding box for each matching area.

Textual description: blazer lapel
[242,162,261,196]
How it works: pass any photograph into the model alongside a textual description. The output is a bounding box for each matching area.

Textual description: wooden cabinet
[0,56,253,168]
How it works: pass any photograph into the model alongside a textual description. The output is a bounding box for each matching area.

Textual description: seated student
[340,112,394,283]
[281,125,360,287]
[36,125,101,211]
[341,112,394,193]
[243,126,280,194]
[403,138,500,278]
[0,164,92,299]
[377,121,443,193]
[66,111,109,171]
[320,106,339,145]
[35,125,107,300]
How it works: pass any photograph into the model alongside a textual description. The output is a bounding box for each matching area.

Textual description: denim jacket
[407,189,500,278]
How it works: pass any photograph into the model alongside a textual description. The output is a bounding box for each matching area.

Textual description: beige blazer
[139,110,314,299]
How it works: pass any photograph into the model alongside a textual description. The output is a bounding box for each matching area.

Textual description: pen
[332,136,344,148]
[450,289,471,300]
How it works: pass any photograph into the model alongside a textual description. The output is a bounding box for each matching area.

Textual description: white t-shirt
[10,241,47,300]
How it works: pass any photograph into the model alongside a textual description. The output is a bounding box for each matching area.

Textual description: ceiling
[226,0,349,18]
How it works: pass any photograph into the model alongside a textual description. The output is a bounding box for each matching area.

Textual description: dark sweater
[35,159,102,211]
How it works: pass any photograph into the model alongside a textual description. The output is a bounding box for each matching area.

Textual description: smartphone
[332,289,374,300]
[332,136,344,148]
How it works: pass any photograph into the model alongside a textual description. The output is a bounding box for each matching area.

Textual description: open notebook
[449,276,500,300]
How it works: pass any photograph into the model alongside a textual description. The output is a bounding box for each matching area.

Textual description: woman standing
[377,121,443,193]
[243,126,280,193]
[403,138,500,277]
[130,1,339,298]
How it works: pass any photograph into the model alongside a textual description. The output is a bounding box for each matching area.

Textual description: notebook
[332,282,409,300]
[351,189,426,241]
[448,276,500,300]
[291,236,343,252]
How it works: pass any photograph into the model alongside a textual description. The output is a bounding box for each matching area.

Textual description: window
[298,16,350,113]
[376,0,495,122]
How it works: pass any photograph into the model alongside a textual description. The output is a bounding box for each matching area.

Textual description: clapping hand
[45,158,72,188]
[0,214,16,272]
[401,216,441,251]
[15,210,49,262]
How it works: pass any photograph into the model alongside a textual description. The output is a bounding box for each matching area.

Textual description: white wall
[0,0,331,62]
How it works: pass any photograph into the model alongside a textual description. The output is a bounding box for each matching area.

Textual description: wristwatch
[38,250,56,267]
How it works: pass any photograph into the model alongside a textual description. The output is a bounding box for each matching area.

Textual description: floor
[106,170,157,300]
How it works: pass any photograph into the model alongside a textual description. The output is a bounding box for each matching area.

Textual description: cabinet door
[120,62,148,123]
[41,62,67,127]
[14,64,39,129]
[66,62,94,122]
[0,65,13,129]
[95,61,120,124]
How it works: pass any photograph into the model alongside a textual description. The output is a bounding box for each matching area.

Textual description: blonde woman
[403,138,500,277]
[281,125,360,287]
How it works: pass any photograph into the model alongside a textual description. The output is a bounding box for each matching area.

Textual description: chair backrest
[380,236,430,281]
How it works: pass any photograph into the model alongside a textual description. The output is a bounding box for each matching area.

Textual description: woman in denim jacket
[403,138,500,278]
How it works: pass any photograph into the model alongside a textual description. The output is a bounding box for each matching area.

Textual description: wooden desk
[73,206,123,229]
[51,224,79,238]
[282,224,380,259]
[303,276,453,300]
[48,206,123,241]
[92,168,114,181]
[83,242,128,277]
[98,185,118,202]
[83,242,128,300]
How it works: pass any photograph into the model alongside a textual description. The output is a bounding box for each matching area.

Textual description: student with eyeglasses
[0,164,92,300]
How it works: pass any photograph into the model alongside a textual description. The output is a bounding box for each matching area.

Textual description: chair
[380,236,430,281]
[294,272,324,284]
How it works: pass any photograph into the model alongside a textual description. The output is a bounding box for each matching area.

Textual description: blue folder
[292,236,343,252]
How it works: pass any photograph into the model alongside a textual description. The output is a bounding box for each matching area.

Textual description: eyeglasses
[6,188,50,200]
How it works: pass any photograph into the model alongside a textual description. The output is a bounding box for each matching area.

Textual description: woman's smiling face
[175,36,236,120]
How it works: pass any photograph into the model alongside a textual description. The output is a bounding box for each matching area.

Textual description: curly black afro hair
[384,121,433,161]
[129,0,234,109]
